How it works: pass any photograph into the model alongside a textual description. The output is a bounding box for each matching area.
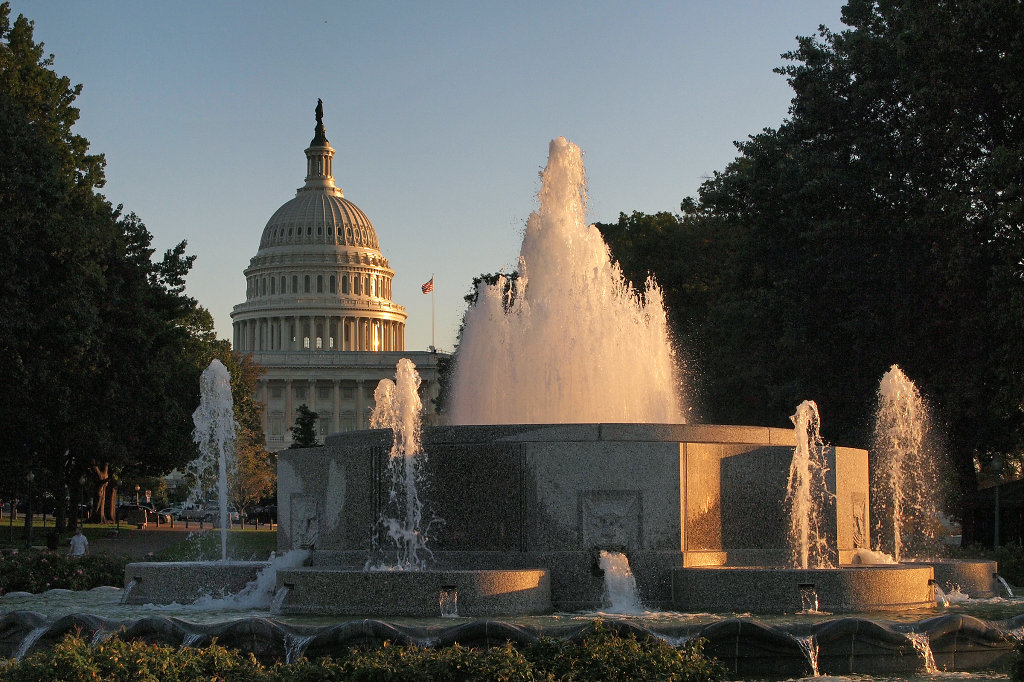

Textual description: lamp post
[135,485,140,506]
[25,470,34,548]
[992,455,1004,548]
[79,474,88,525]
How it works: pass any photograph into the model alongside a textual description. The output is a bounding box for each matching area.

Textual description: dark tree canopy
[0,3,234,527]
[596,0,1024,532]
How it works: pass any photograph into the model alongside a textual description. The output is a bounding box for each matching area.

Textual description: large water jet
[449,137,684,425]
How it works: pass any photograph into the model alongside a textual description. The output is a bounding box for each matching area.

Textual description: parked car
[177,506,213,522]
[247,504,277,525]
[156,507,181,523]
[116,504,154,525]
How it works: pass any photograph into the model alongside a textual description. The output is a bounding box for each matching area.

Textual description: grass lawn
[149,528,278,561]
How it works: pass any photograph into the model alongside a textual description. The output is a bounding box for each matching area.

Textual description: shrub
[0,550,128,594]
[0,621,726,681]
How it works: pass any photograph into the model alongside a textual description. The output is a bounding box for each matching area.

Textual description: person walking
[69,525,88,557]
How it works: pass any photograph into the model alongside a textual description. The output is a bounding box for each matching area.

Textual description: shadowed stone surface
[923,560,998,598]
[123,561,270,605]
[918,614,1015,670]
[672,565,935,613]
[700,619,811,678]
[282,423,871,611]
[815,617,923,675]
[0,611,46,659]
[276,568,551,617]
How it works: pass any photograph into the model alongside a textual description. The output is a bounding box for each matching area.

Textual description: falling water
[996,575,1015,598]
[794,635,820,676]
[599,550,644,613]
[872,365,938,562]
[368,359,434,570]
[189,360,237,562]
[787,401,833,569]
[449,137,685,425]
[907,632,937,673]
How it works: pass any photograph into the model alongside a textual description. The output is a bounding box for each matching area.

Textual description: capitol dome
[231,102,407,355]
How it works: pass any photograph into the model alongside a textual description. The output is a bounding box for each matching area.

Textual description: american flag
[421,277,434,294]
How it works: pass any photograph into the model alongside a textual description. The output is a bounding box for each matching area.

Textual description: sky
[12,1,847,352]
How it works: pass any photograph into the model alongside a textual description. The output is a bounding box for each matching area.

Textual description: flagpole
[431,273,436,351]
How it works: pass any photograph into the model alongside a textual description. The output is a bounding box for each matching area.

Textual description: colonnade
[233,315,405,352]
[260,376,432,446]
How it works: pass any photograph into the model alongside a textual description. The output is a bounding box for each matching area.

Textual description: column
[285,379,294,438]
[355,379,365,429]
[332,379,340,433]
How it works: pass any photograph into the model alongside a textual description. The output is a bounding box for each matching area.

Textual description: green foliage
[0,3,233,527]
[1,636,266,682]
[0,622,725,681]
[0,550,127,594]
[595,0,1024,529]
[289,404,320,448]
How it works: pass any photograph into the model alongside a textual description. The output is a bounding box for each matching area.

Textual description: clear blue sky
[13,1,846,352]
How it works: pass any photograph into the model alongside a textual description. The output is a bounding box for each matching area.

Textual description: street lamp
[79,474,88,525]
[135,485,140,506]
[25,470,34,548]
[992,455,1004,548]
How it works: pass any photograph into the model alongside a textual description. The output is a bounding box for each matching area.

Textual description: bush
[0,621,726,681]
[0,550,128,594]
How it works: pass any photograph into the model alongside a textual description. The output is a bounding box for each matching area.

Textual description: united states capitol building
[231,102,443,449]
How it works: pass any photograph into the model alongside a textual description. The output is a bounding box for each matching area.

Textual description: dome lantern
[302,98,340,195]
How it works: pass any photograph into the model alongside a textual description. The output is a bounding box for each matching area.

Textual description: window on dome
[317,275,324,293]
[304,275,311,293]
[288,228,293,236]
[328,226,333,236]
[341,275,349,294]
[318,226,323,235]
[303,337,310,349]
[271,278,276,294]
[330,275,336,293]
[307,226,312,236]
[292,276,298,293]
[362,275,368,296]
[281,276,286,293]
[316,337,323,349]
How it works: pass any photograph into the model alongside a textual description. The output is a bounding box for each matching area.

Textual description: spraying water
[598,550,644,613]
[787,401,833,569]
[368,359,433,570]
[449,137,685,424]
[189,360,236,562]
[872,365,939,562]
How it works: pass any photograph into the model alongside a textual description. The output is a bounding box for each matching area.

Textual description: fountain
[119,360,297,605]
[2,137,1004,675]
[277,138,933,616]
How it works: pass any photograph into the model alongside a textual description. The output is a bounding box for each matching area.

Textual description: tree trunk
[93,462,113,523]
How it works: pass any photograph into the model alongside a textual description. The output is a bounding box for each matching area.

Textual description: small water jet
[872,365,938,562]
[188,359,237,561]
[367,358,434,570]
[787,401,832,569]
[449,137,684,425]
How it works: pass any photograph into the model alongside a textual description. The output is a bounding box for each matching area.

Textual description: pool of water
[4,587,1023,634]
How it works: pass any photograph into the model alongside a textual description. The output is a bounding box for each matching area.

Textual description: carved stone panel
[578,490,642,551]
[291,494,320,550]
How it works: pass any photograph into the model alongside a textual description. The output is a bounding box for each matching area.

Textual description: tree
[597,0,1024,535]
[0,3,226,529]
[289,404,320,448]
